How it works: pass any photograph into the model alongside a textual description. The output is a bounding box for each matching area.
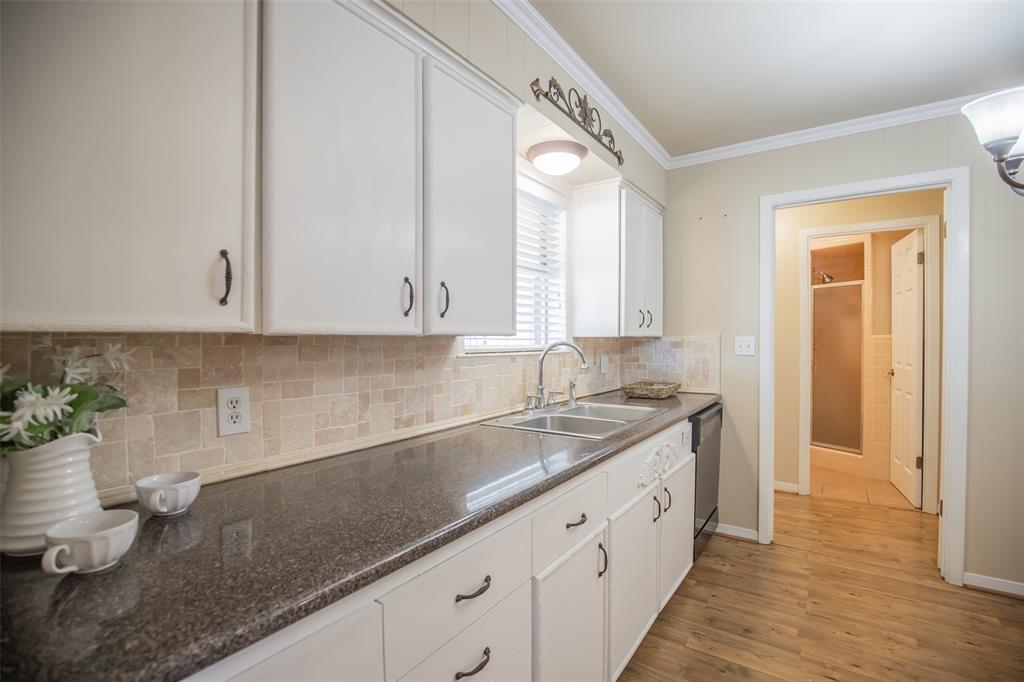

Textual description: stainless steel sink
[482,402,664,440]
[559,404,660,422]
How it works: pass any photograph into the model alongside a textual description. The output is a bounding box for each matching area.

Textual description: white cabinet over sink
[262,0,518,336]
[1,0,257,332]
[571,179,665,338]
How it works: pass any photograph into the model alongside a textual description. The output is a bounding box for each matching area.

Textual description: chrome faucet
[528,341,589,409]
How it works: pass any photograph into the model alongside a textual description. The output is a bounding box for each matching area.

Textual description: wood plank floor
[620,492,1024,681]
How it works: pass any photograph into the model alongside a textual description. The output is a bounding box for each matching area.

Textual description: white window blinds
[463,178,568,352]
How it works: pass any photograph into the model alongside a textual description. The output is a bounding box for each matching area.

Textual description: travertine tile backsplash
[0,333,719,503]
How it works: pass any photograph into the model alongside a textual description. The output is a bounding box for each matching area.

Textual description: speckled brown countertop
[0,390,719,682]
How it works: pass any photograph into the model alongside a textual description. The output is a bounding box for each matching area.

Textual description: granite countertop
[0,390,720,682]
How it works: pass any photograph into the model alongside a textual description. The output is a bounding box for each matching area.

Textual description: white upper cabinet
[571,180,664,338]
[1,0,257,331]
[263,1,517,336]
[262,0,421,334]
[423,61,517,335]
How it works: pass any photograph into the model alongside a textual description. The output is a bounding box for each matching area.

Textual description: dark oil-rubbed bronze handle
[566,512,588,530]
[218,250,232,306]
[653,494,662,523]
[403,277,414,317]
[598,542,608,577]
[440,281,450,318]
[664,486,672,512]
[646,310,653,328]
[454,575,491,603]
[454,647,491,680]
[639,309,644,328]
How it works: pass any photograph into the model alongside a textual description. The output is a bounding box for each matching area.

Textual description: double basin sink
[482,402,663,440]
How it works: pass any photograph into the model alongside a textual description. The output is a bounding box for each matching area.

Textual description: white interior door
[890,230,924,507]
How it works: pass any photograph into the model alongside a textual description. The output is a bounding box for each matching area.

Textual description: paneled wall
[385,0,667,205]
[664,113,1024,583]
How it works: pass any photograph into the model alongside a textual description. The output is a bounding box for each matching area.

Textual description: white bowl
[134,471,201,516]
[42,509,138,575]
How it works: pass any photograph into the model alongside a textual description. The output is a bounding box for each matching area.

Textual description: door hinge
[939,499,944,516]
[916,455,923,469]
[917,251,924,265]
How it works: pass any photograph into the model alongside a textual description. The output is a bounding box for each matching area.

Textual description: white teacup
[42,509,139,575]
[135,471,201,516]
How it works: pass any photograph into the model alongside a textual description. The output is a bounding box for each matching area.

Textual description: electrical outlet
[217,387,251,437]
[734,336,756,356]
[600,354,610,373]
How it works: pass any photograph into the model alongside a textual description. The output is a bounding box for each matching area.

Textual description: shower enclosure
[811,282,863,452]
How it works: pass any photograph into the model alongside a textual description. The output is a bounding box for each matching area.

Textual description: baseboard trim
[963,572,1024,599]
[714,524,759,542]
[774,481,799,494]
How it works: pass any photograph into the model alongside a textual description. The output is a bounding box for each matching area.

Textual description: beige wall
[774,191,942,486]
[664,114,1024,583]
[386,0,667,205]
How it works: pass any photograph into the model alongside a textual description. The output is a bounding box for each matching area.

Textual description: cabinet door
[643,207,664,337]
[262,0,420,334]
[232,603,384,682]
[424,60,516,335]
[619,189,647,337]
[533,525,607,682]
[1,0,256,331]
[657,459,695,609]
[607,490,659,680]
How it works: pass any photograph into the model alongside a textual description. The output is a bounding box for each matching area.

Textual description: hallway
[620,493,1024,681]
[810,465,915,510]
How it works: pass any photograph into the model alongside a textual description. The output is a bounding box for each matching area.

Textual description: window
[463,174,568,352]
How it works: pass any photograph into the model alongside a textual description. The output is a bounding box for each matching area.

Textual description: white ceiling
[531,1,1024,157]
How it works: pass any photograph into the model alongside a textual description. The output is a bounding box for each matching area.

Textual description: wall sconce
[961,86,1023,197]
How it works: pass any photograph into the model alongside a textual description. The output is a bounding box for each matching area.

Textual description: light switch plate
[734,336,756,356]
[600,354,609,373]
[217,387,251,436]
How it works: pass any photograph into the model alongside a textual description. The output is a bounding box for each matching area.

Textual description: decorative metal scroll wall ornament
[530,77,624,166]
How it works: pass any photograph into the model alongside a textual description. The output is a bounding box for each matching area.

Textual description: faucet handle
[546,390,564,406]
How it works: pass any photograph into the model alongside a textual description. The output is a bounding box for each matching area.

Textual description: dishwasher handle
[691,403,722,449]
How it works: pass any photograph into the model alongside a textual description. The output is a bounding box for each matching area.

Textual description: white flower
[14,385,74,424]
[52,347,97,385]
[0,409,33,445]
[101,343,134,371]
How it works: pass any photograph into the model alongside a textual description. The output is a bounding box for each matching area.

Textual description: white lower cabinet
[607,490,660,680]
[657,458,696,609]
[231,603,384,682]
[532,525,608,682]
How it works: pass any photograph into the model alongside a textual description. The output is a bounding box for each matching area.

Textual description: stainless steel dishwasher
[691,403,722,559]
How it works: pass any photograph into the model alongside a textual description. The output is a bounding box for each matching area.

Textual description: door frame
[758,167,970,586]
[797,217,941,511]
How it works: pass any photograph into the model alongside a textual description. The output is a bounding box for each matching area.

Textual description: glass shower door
[811,283,863,452]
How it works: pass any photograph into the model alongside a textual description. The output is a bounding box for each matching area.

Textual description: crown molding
[494,0,674,168]
[496,0,990,172]
[666,91,987,169]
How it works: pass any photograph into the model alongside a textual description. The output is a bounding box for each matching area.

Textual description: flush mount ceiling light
[962,86,1024,197]
[526,140,589,176]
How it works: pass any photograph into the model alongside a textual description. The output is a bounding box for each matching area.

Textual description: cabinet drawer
[606,423,686,511]
[494,644,531,682]
[232,603,383,682]
[531,473,607,573]
[400,582,531,682]
[380,518,531,680]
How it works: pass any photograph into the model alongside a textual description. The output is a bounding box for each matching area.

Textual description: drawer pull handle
[565,512,588,529]
[646,310,653,328]
[664,486,673,512]
[454,647,491,680]
[653,494,662,523]
[219,249,233,306]
[454,575,491,603]
[598,542,608,577]
[440,281,451,318]
[639,309,644,328]
[403,276,414,317]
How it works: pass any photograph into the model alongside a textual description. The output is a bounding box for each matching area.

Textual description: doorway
[756,167,970,587]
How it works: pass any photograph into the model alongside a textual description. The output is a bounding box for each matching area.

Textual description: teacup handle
[148,490,168,513]
[42,545,77,575]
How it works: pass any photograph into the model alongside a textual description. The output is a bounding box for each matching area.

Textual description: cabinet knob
[218,249,233,306]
